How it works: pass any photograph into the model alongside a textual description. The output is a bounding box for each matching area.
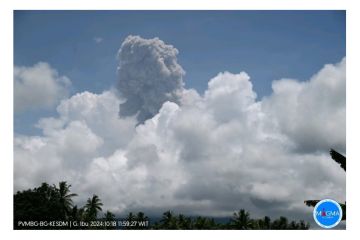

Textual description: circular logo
[313,199,342,228]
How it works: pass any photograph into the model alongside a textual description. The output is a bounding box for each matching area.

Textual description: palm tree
[85,194,103,220]
[136,212,148,222]
[289,220,300,229]
[263,216,271,229]
[69,206,87,229]
[257,216,271,229]
[278,216,288,229]
[133,212,149,229]
[125,212,136,221]
[304,148,346,220]
[57,181,77,219]
[193,216,216,229]
[104,211,115,221]
[330,148,346,171]
[177,214,192,229]
[123,212,136,229]
[231,209,253,230]
[103,210,116,229]
[193,216,207,229]
[70,205,78,221]
[271,218,281,229]
[77,207,86,221]
[160,210,178,229]
[299,220,310,229]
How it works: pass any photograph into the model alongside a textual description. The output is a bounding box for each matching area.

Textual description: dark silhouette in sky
[304,148,346,221]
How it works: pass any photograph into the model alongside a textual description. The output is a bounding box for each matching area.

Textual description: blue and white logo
[313,199,342,228]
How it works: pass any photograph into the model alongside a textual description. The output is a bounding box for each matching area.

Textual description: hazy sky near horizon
[14,11,346,226]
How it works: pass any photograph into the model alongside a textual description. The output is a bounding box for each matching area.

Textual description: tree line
[14,181,309,230]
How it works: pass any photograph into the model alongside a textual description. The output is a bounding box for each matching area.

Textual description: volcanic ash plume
[117,35,185,123]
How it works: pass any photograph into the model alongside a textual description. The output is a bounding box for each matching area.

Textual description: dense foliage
[14,181,309,230]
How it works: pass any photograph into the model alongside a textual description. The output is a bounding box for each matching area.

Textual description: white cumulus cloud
[262,58,346,153]
[14,36,345,224]
[14,62,71,113]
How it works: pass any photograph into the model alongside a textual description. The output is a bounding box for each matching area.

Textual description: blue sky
[14,10,345,134]
[13,11,346,221]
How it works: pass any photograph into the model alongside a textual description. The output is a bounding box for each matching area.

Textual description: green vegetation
[14,181,309,230]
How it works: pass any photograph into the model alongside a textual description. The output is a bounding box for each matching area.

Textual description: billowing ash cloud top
[117,35,185,122]
[14,36,346,224]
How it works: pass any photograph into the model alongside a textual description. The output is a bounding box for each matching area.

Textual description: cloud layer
[14,62,71,113]
[14,36,346,223]
[263,58,346,154]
